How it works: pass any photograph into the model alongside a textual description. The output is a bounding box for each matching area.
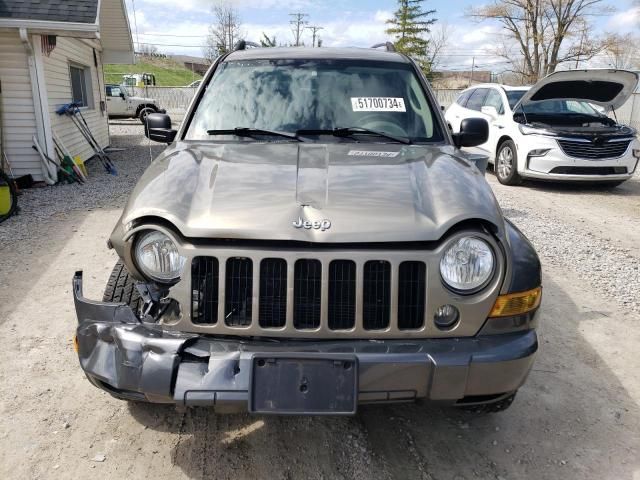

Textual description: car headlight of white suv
[440,236,495,293]
[518,124,556,136]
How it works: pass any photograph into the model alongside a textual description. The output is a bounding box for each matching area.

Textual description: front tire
[103,260,143,312]
[495,140,522,186]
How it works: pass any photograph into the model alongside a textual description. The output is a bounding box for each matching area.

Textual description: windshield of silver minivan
[186,59,444,143]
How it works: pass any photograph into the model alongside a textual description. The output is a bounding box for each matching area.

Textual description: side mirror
[144,113,177,144]
[453,118,488,148]
[441,105,445,111]
[119,92,125,99]
[481,105,498,118]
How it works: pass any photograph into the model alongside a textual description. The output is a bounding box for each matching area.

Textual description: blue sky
[127,0,640,71]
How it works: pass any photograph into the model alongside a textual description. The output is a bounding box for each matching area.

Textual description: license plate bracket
[248,353,358,415]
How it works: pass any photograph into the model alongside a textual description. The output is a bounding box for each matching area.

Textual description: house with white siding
[0,0,133,182]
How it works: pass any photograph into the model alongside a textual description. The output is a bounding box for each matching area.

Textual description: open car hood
[515,69,639,111]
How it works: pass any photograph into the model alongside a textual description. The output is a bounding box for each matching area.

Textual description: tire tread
[103,260,143,311]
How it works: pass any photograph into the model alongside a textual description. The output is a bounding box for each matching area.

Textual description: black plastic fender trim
[503,219,541,293]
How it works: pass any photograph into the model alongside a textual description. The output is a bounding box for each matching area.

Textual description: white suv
[445,70,640,186]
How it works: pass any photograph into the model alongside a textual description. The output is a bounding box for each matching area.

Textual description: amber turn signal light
[73,335,79,353]
[489,287,542,317]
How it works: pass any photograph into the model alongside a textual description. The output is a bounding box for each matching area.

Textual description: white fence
[131,86,640,130]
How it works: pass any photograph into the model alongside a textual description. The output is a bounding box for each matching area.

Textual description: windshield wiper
[206,127,302,142]
[296,127,411,144]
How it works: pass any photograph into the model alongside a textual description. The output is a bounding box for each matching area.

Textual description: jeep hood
[120,142,504,243]
[515,69,638,111]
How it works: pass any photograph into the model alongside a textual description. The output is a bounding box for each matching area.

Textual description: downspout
[19,27,57,184]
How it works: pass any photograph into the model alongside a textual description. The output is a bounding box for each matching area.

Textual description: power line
[289,13,309,46]
[306,25,324,47]
[137,32,209,38]
[137,41,208,47]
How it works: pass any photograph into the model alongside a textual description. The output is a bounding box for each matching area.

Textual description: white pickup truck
[105,84,165,123]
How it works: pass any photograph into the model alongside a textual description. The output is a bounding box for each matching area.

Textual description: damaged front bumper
[74,272,538,413]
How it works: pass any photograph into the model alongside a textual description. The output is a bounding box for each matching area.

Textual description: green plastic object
[0,184,11,216]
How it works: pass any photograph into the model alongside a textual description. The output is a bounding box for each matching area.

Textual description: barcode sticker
[351,97,406,112]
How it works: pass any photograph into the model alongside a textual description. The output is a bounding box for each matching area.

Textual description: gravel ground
[489,174,640,313]
[0,120,163,247]
[0,124,639,479]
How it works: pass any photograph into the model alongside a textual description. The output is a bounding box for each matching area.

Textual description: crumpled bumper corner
[73,271,195,402]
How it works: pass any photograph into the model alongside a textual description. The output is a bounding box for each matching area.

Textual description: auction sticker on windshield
[351,97,406,112]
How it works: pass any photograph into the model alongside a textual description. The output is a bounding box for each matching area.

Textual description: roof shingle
[0,0,99,24]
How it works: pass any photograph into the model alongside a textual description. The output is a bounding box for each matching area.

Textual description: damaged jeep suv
[73,44,542,414]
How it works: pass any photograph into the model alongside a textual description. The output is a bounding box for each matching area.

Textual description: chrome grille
[397,261,426,330]
[224,257,253,326]
[191,257,218,324]
[259,258,287,328]
[328,260,356,330]
[557,138,631,159]
[294,259,322,329]
[363,261,391,330]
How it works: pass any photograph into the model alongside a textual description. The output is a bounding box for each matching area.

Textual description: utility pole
[289,12,309,46]
[131,0,140,52]
[469,56,475,86]
[574,26,586,69]
[306,25,324,47]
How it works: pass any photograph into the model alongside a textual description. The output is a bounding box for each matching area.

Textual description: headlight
[134,230,186,282]
[518,124,555,136]
[440,236,495,293]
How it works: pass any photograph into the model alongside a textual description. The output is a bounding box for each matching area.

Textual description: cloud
[461,25,499,45]
[374,10,393,23]
[131,9,396,55]
[606,7,640,31]
[135,0,312,13]
[136,0,210,13]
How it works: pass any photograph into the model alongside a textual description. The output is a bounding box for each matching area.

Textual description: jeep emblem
[293,217,331,231]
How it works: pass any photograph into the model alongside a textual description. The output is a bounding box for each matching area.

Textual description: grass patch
[104,57,203,86]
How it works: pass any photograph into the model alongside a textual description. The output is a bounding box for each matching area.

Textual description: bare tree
[468,0,611,82]
[425,22,451,71]
[138,43,158,56]
[203,3,243,63]
[602,33,639,69]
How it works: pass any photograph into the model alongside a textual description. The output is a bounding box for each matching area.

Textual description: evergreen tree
[260,33,277,47]
[385,0,436,72]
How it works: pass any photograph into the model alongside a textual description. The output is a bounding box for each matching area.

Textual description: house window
[69,64,93,108]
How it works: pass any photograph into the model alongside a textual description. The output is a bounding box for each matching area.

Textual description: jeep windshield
[185,59,444,143]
